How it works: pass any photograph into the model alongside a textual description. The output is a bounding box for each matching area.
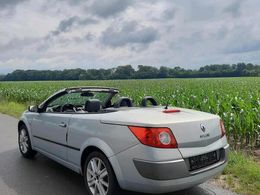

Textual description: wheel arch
[18,119,35,149]
[80,138,115,169]
[18,120,26,131]
[80,140,124,188]
[80,146,105,172]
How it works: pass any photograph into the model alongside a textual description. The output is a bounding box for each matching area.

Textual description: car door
[30,92,77,161]
[31,112,71,161]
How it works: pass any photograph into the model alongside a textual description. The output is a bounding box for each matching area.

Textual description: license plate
[189,151,219,171]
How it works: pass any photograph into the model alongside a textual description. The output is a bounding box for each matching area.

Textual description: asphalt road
[0,114,236,195]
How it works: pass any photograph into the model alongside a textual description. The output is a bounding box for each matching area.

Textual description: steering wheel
[61,104,77,112]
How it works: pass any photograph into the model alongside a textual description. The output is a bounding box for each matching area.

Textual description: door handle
[58,122,67,128]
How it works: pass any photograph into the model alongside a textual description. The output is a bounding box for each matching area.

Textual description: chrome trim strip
[178,135,222,148]
[133,158,184,164]
[224,144,230,149]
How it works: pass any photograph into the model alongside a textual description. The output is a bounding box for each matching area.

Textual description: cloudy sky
[0,0,260,73]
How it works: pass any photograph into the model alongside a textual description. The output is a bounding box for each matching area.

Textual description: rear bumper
[133,146,228,180]
[109,138,229,194]
[130,162,227,194]
[138,163,226,194]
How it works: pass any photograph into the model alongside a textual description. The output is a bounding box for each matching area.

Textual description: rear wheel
[18,125,37,158]
[84,151,119,195]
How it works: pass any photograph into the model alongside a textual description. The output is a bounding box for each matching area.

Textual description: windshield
[48,91,113,108]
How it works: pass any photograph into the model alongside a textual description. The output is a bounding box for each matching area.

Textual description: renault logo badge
[200,124,206,132]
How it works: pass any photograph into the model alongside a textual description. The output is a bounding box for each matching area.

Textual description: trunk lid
[100,107,222,149]
[167,117,222,148]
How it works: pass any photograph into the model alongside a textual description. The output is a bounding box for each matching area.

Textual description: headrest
[141,96,158,107]
[114,97,133,108]
[85,99,101,112]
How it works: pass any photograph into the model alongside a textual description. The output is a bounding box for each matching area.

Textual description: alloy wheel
[86,157,109,195]
[19,129,29,154]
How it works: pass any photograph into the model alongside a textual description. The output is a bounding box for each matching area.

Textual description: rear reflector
[220,120,226,137]
[128,126,178,148]
[163,109,181,113]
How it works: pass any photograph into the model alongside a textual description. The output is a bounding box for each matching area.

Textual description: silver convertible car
[18,86,229,195]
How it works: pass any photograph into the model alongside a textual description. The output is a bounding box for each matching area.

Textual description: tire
[18,125,37,159]
[84,151,119,195]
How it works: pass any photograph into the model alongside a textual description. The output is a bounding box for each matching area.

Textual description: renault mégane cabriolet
[18,86,229,195]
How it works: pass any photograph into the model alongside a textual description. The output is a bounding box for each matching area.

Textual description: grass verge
[215,151,260,195]
[0,103,259,194]
[0,101,27,118]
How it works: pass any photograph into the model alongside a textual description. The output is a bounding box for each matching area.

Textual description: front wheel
[84,152,119,195]
[18,125,37,158]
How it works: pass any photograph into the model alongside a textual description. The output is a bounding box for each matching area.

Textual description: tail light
[220,120,226,137]
[128,126,178,148]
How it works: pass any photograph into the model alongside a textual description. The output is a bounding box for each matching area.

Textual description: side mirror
[28,105,39,113]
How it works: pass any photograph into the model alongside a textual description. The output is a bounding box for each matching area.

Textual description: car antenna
[164,100,169,109]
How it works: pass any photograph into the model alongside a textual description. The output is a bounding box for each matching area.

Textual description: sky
[0,0,260,74]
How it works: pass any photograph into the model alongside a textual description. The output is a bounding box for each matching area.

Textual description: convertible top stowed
[19,86,229,195]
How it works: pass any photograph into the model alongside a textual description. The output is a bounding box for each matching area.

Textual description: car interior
[44,90,158,114]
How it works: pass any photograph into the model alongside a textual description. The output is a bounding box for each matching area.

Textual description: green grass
[0,101,26,118]
[220,151,260,195]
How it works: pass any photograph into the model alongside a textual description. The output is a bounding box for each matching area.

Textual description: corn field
[0,77,259,148]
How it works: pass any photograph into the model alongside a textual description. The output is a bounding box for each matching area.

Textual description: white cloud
[0,0,260,73]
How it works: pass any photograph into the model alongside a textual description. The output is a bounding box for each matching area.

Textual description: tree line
[1,63,259,81]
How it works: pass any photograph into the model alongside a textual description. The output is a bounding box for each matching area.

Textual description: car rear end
[106,108,229,194]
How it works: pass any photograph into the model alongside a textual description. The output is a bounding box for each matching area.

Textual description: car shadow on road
[0,149,214,195]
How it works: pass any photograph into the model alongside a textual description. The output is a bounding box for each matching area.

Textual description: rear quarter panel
[67,113,139,167]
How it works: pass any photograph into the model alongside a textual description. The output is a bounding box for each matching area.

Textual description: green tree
[113,65,135,79]
[135,65,159,79]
